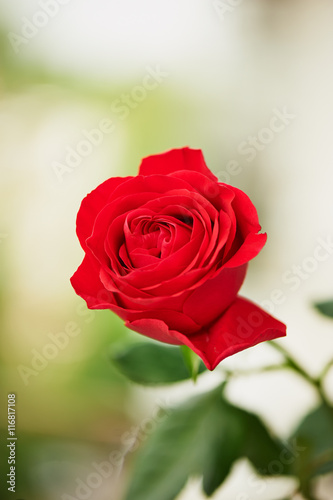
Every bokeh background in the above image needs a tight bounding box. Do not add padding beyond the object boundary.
[1,0,333,498]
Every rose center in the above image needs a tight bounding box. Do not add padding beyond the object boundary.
[121,214,193,269]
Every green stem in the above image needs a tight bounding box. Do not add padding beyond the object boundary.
[319,358,333,383]
[299,486,317,500]
[219,363,290,379]
[269,341,331,408]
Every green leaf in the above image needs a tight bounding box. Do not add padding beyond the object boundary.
[314,300,333,318]
[111,342,207,385]
[201,400,245,496]
[181,345,201,382]
[240,410,289,476]
[124,385,288,500]
[290,403,333,486]
[125,385,245,500]
[201,384,287,494]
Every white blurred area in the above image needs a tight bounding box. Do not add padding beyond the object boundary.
[1,0,333,499]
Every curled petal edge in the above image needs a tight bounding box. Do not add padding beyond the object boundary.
[126,296,286,370]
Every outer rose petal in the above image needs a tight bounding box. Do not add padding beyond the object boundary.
[125,318,183,346]
[183,264,248,326]
[139,147,218,182]
[227,184,262,234]
[125,297,286,370]
[70,254,115,309]
[225,232,267,269]
[181,297,286,370]
[76,177,131,250]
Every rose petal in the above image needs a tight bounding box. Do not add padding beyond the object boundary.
[180,297,286,370]
[144,190,217,222]
[139,147,218,182]
[134,265,216,298]
[199,210,231,268]
[123,229,205,289]
[100,267,151,299]
[70,254,116,309]
[87,195,156,271]
[169,170,234,211]
[124,309,201,336]
[183,264,248,326]
[125,318,182,345]
[224,232,267,268]
[129,248,161,268]
[124,297,286,370]
[76,177,129,250]
[228,184,262,235]
[107,172,198,203]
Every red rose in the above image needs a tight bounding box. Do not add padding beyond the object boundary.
[71,147,286,370]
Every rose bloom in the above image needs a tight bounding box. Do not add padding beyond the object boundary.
[71,147,286,370]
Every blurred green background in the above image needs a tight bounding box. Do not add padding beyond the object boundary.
[1,1,333,499]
